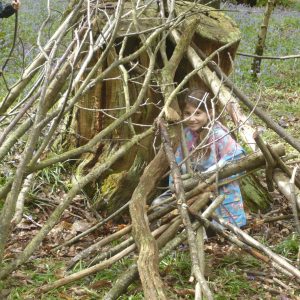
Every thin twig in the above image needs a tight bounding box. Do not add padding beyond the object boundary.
[237,52,300,60]
[159,118,213,300]
[289,166,300,234]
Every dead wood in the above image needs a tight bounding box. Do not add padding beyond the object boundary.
[256,214,294,223]
[68,144,286,270]
[68,224,132,269]
[159,118,213,300]
[67,198,173,268]
[289,167,300,233]
[11,174,35,226]
[192,212,299,280]
[129,148,169,300]
[103,263,140,300]
[215,215,300,280]
[273,170,300,215]
[37,224,169,294]
[180,143,285,193]
[54,201,130,251]
[253,131,276,191]
[39,244,137,294]
[87,189,212,270]
[0,128,153,280]
[267,145,300,189]
[193,47,300,153]
[89,236,135,267]
[104,195,226,300]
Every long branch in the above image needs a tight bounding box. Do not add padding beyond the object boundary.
[193,46,300,153]
[159,119,213,300]
[0,127,153,279]
[0,0,84,115]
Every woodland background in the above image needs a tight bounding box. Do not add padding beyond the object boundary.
[0,0,299,299]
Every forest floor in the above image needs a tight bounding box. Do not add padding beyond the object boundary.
[0,1,300,299]
[1,187,299,299]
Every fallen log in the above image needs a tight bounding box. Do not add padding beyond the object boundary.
[192,212,299,280]
[273,170,300,223]
[214,214,300,280]
[178,143,285,193]
[187,38,300,153]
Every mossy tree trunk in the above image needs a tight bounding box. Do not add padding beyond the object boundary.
[68,0,267,215]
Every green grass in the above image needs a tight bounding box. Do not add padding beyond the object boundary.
[37,163,68,193]
[2,259,66,300]
[1,1,299,300]
[214,269,254,300]
[225,3,300,155]
[226,5,300,92]
[273,233,300,260]
[160,250,192,284]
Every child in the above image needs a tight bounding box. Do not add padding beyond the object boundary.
[153,89,247,228]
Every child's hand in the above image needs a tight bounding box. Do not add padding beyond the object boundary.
[202,158,227,174]
[12,0,20,11]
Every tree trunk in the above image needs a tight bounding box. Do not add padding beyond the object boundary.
[251,0,276,79]
[129,149,169,300]
[240,175,272,212]
[70,0,242,214]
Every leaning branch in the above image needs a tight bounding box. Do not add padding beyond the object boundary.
[193,47,300,153]
[159,119,213,300]
[237,52,300,60]
[0,127,153,280]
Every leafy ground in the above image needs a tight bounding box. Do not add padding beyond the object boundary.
[0,1,300,299]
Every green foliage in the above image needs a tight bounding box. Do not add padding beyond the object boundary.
[160,250,192,286]
[37,163,67,193]
[226,4,300,92]
[213,253,262,299]
[214,269,253,299]
[257,0,300,8]
[274,233,300,259]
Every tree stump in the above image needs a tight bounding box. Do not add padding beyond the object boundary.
[69,0,242,214]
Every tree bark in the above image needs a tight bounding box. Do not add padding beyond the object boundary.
[129,148,169,300]
[251,0,276,79]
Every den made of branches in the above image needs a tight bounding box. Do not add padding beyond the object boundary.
[0,0,300,299]
[71,0,242,215]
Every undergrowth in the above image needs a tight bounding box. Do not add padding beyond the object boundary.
[0,1,299,299]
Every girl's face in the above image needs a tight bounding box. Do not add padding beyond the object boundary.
[183,103,209,132]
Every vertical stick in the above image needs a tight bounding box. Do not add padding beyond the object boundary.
[289,167,300,234]
[180,123,193,174]
[159,119,214,300]
[251,0,276,79]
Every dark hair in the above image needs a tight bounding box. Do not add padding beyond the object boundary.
[183,89,214,111]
